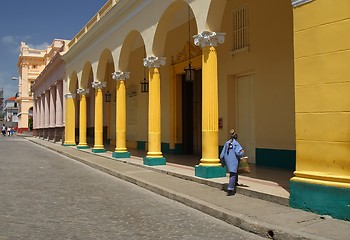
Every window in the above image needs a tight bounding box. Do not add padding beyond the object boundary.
[232,5,249,53]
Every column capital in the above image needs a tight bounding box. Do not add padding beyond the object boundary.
[91,81,106,89]
[77,88,90,95]
[143,56,166,68]
[112,71,130,81]
[65,93,76,99]
[194,31,226,48]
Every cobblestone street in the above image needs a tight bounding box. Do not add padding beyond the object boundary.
[0,137,264,239]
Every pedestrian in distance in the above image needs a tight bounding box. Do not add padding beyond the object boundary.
[220,129,244,196]
[2,124,6,137]
[10,127,15,136]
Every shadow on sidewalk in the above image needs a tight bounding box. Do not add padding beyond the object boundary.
[105,143,293,194]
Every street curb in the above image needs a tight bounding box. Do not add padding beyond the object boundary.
[26,138,327,240]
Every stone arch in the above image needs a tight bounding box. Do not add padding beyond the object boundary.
[68,72,78,94]
[119,30,145,71]
[206,0,227,32]
[117,30,148,143]
[97,49,114,82]
[153,1,198,57]
[81,62,93,89]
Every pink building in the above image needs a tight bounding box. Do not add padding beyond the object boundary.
[30,39,68,142]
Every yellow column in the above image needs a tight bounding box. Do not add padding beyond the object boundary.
[112,71,130,158]
[92,81,106,153]
[290,0,350,220]
[194,31,226,178]
[143,56,166,166]
[64,93,76,146]
[77,88,89,149]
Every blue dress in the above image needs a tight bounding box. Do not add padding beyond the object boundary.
[220,139,243,173]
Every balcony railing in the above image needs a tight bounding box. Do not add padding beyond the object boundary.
[68,0,119,48]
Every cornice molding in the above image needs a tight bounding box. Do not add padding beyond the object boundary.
[62,0,151,67]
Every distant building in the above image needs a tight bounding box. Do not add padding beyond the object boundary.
[3,96,18,124]
[15,42,46,133]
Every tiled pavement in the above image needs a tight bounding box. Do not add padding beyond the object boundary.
[23,136,350,240]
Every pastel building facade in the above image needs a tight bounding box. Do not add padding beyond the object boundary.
[31,39,67,142]
[29,0,349,220]
[16,42,48,133]
[3,96,18,124]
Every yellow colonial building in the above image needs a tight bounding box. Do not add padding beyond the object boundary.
[16,42,46,133]
[29,0,349,220]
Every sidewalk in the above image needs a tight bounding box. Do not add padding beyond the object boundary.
[25,136,349,240]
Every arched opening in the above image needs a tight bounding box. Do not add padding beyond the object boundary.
[156,1,202,158]
[28,107,33,131]
[97,49,115,147]
[119,31,148,152]
[80,62,95,146]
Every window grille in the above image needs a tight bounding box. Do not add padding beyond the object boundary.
[232,5,249,52]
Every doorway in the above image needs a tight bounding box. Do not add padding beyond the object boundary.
[182,69,202,155]
[236,74,255,163]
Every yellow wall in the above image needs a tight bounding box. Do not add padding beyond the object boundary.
[293,0,350,177]
[126,46,148,142]
[218,0,295,150]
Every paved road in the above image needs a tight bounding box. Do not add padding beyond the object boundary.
[0,137,265,240]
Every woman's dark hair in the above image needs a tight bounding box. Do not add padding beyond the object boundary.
[231,133,238,140]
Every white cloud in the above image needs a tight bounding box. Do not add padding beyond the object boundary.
[1,35,30,45]
[28,42,50,50]
[1,35,32,54]
[2,36,15,44]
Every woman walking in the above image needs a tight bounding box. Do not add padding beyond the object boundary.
[220,129,244,196]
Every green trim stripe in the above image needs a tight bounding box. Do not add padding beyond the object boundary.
[256,148,295,170]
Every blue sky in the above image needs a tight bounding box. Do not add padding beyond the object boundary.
[0,0,107,100]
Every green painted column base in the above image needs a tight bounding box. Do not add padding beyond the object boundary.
[112,151,130,158]
[64,144,76,146]
[77,145,89,149]
[290,180,350,220]
[143,157,166,166]
[92,148,106,153]
[195,165,226,179]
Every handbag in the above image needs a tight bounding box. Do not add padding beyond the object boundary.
[238,156,250,173]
